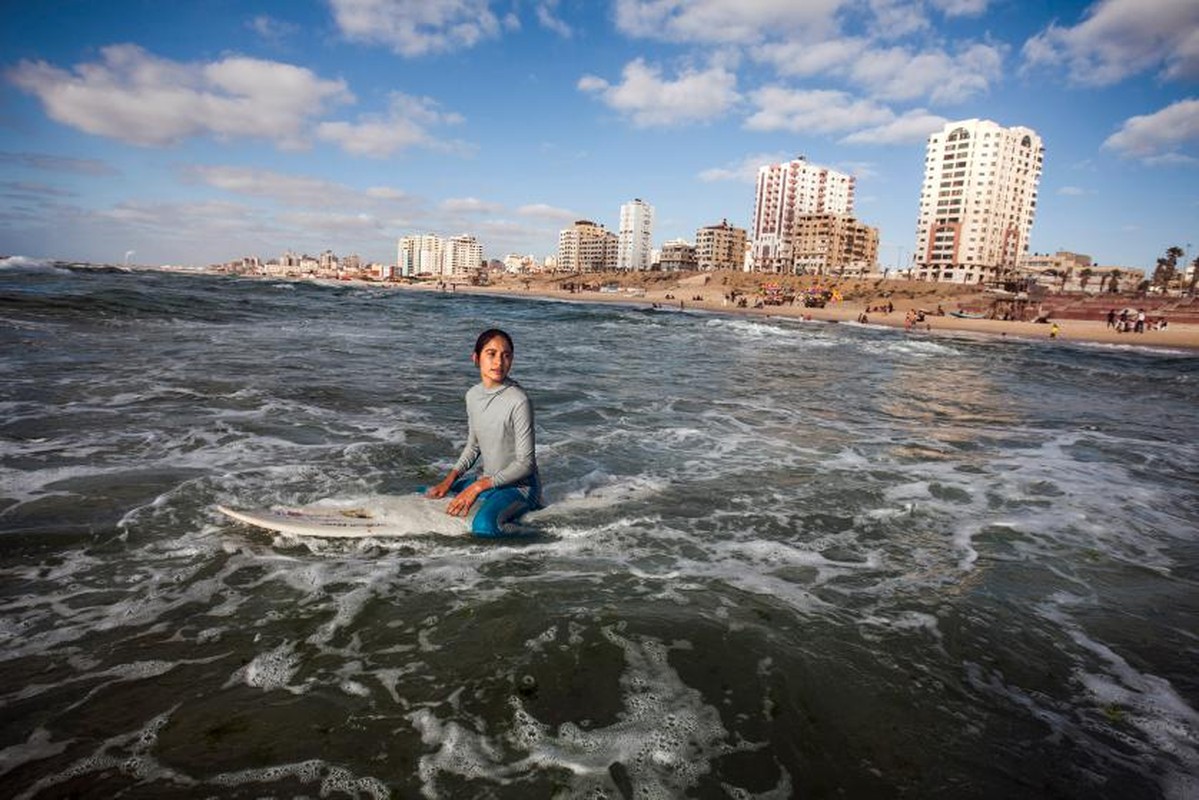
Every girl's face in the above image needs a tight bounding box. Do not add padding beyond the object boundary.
[474,335,513,388]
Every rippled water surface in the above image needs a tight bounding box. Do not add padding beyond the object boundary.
[2,262,1198,798]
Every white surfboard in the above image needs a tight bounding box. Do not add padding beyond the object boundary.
[217,497,469,538]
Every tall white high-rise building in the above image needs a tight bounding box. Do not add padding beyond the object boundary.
[617,198,654,271]
[445,235,483,277]
[397,233,482,277]
[914,119,1044,284]
[750,156,854,273]
[398,234,442,277]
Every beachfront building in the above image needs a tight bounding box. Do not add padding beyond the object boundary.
[396,233,482,278]
[445,235,483,277]
[914,118,1044,284]
[398,234,442,278]
[792,214,879,276]
[750,156,854,273]
[695,219,747,271]
[617,198,655,271]
[1020,251,1144,293]
[558,220,618,272]
[658,239,698,271]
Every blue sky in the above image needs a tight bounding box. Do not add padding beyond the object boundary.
[1,0,1196,270]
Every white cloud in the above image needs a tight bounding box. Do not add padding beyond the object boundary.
[247,14,299,44]
[316,92,467,157]
[840,108,948,144]
[441,197,504,213]
[328,0,503,56]
[1022,0,1199,86]
[516,203,577,221]
[578,58,739,127]
[697,151,792,182]
[1103,98,1199,163]
[7,44,351,148]
[183,165,415,213]
[848,42,1003,103]
[536,1,572,38]
[614,0,846,44]
[755,36,1001,105]
[365,186,407,200]
[929,0,990,17]
[754,37,867,77]
[745,87,893,134]
[868,0,929,40]
[1057,186,1087,196]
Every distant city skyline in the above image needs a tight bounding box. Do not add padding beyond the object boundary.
[1,1,1196,270]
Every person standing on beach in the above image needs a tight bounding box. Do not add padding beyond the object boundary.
[426,328,543,536]
[1050,322,1061,339]
[1107,309,1116,329]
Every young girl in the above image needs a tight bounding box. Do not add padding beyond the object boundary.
[426,328,543,536]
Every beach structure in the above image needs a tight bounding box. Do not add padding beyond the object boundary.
[750,156,854,273]
[557,220,618,272]
[695,219,747,271]
[617,198,655,271]
[791,213,879,276]
[398,233,482,278]
[914,118,1044,284]
[658,239,697,271]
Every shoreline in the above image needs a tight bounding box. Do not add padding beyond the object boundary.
[401,274,1199,353]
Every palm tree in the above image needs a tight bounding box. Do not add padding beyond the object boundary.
[1189,255,1199,296]
[1079,267,1093,293]
[1152,245,1184,292]
[1108,269,1121,294]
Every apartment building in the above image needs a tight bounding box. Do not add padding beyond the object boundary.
[617,198,655,271]
[792,214,879,276]
[658,239,697,271]
[751,157,854,273]
[558,220,618,272]
[914,118,1044,284]
[445,235,483,277]
[695,219,747,271]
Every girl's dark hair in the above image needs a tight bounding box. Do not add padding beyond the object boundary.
[473,328,514,356]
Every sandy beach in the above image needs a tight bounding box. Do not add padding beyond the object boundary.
[401,270,1199,352]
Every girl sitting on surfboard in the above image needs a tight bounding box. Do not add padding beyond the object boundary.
[425,328,543,536]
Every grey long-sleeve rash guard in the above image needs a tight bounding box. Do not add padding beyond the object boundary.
[451,378,539,490]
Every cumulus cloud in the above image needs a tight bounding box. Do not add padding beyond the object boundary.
[578,58,739,127]
[840,108,949,144]
[316,92,467,157]
[697,151,793,182]
[755,35,1001,104]
[614,0,845,44]
[1103,98,1199,164]
[754,37,867,77]
[745,87,894,134]
[328,0,504,56]
[1022,0,1199,86]
[849,41,1003,103]
[7,44,351,148]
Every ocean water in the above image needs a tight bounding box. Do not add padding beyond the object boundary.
[1,258,1198,799]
